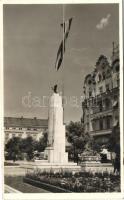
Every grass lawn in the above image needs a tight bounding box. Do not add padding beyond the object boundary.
[5,176,50,193]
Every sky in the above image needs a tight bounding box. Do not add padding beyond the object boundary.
[4,4,119,123]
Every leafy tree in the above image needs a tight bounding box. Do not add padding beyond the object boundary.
[108,126,120,154]
[5,137,22,161]
[66,121,93,163]
[37,131,48,152]
[20,136,37,160]
[5,131,48,161]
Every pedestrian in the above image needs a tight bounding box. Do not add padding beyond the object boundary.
[113,155,120,175]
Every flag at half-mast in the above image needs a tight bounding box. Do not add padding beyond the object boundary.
[55,17,73,71]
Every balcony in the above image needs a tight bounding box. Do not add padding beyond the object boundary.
[90,129,112,136]
[91,109,113,119]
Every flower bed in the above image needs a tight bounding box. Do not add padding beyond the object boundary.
[24,169,120,192]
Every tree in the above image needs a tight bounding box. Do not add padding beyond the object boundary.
[20,136,37,160]
[37,131,48,152]
[5,137,22,161]
[108,126,120,154]
[66,121,93,163]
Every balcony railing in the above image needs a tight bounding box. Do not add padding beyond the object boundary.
[90,129,112,136]
[91,109,113,119]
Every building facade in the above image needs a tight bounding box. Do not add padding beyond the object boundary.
[4,117,48,143]
[82,43,119,145]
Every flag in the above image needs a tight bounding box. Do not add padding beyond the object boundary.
[61,17,73,42]
[55,18,73,71]
[55,41,63,71]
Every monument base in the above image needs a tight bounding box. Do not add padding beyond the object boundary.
[46,146,68,164]
[81,162,113,173]
[21,161,81,173]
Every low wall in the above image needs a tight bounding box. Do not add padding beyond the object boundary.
[20,162,81,173]
[23,177,72,193]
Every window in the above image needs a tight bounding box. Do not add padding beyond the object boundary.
[19,128,22,130]
[105,98,110,109]
[27,133,30,137]
[98,101,103,112]
[88,80,91,85]
[87,123,89,131]
[114,95,117,101]
[102,63,106,69]
[99,119,103,130]
[98,74,102,82]
[102,72,105,80]
[33,128,37,131]
[107,69,110,74]
[106,117,111,129]
[89,91,92,97]
[116,65,119,72]
[106,84,110,92]
[19,133,22,137]
[27,128,31,130]
[99,86,103,93]
[117,79,119,87]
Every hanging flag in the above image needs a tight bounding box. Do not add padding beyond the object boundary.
[55,41,63,71]
[61,17,73,41]
[55,17,73,71]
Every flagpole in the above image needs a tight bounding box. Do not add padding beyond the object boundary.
[54,11,73,124]
[62,4,65,123]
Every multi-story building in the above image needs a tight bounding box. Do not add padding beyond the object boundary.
[4,116,48,143]
[82,43,119,145]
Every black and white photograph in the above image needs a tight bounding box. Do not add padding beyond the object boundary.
[1,0,123,198]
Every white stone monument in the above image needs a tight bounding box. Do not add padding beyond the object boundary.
[22,89,81,171]
[46,92,68,163]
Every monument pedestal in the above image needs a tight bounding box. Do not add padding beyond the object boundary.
[46,146,68,163]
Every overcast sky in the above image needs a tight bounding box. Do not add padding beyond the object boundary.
[4,4,119,123]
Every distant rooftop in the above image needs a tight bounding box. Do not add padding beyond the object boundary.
[4,117,48,128]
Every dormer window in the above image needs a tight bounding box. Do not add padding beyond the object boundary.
[88,80,91,85]
[102,62,106,69]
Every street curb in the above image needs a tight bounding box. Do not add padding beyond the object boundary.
[4,184,22,193]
